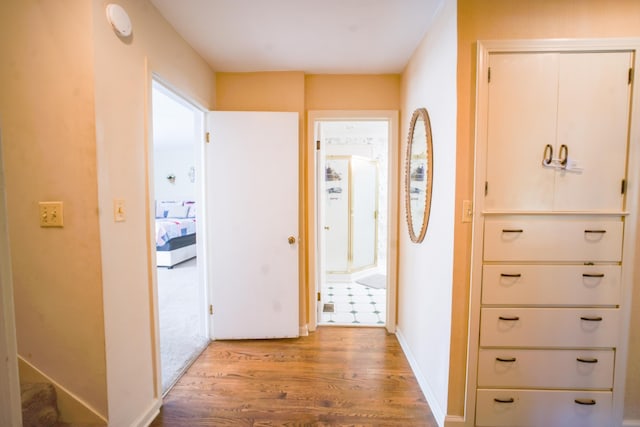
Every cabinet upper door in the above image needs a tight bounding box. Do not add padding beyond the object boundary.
[484,51,632,212]
[554,51,632,211]
[485,53,558,211]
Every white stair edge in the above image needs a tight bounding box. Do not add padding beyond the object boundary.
[18,356,107,425]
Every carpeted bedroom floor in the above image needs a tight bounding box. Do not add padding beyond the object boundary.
[157,258,209,393]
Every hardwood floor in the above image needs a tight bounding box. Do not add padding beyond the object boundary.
[150,327,438,426]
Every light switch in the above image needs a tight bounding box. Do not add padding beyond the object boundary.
[39,201,64,227]
[114,199,126,222]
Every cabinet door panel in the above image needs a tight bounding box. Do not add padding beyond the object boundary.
[485,53,557,211]
[478,349,614,389]
[480,308,619,348]
[554,52,632,211]
[476,389,612,427]
[482,264,622,306]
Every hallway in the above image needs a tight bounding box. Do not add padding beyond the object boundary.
[151,327,437,426]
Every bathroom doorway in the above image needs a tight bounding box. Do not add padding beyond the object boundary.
[315,119,391,327]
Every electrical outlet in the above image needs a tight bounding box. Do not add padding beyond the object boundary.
[39,201,64,227]
[462,200,473,223]
[114,199,126,222]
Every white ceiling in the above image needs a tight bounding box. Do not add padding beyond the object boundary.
[150,0,443,74]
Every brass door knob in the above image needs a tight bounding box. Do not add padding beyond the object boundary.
[288,236,296,245]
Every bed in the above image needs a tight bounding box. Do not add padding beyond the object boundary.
[155,201,197,268]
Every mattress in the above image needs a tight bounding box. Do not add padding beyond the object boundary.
[155,218,196,248]
[156,233,196,252]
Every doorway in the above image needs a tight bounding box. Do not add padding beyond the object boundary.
[151,79,209,393]
[315,118,392,327]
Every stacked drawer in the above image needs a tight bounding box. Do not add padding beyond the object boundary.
[476,216,623,427]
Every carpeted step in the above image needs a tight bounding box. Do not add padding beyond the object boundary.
[21,382,59,427]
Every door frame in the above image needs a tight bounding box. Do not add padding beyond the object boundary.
[307,110,399,333]
[145,71,210,398]
[464,39,640,427]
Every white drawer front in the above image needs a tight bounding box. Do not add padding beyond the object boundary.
[482,265,622,306]
[477,349,614,389]
[476,389,612,427]
[483,218,623,262]
[480,308,619,348]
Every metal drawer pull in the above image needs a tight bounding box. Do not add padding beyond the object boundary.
[502,229,523,233]
[580,316,603,321]
[582,273,605,278]
[584,229,607,234]
[542,144,553,166]
[559,144,569,167]
[577,357,599,364]
[496,357,517,362]
[575,399,596,406]
[494,397,515,404]
[498,316,520,321]
[500,273,522,278]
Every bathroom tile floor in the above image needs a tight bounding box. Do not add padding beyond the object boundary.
[320,281,386,326]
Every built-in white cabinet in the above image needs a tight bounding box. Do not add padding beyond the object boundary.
[471,42,638,427]
[485,51,631,212]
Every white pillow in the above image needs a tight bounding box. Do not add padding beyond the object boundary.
[165,204,189,218]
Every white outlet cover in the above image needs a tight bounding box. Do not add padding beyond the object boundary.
[106,4,132,37]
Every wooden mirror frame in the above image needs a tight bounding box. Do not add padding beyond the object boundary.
[404,108,433,243]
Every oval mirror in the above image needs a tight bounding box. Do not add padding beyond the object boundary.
[405,108,433,243]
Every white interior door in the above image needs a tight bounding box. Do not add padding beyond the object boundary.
[206,111,299,339]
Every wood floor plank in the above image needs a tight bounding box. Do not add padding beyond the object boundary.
[150,327,438,426]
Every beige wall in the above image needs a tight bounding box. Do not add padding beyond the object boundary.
[0,0,216,422]
[305,74,400,110]
[0,0,108,415]
[452,0,640,419]
[398,1,458,424]
[92,0,215,424]
[217,72,305,112]
[216,72,400,327]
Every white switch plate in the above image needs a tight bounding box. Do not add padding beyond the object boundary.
[114,199,126,222]
[39,201,64,227]
[462,200,473,223]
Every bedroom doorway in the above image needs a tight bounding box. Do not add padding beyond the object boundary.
[151,79,209,394]
[313,116,394,328]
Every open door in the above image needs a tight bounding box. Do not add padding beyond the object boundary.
[206,111,299,339]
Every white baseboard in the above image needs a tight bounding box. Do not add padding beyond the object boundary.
[299,324,309,337]
[444,415,466,426]
[136,398,161,427]
[395,327,446,427]
[623,419,640,427]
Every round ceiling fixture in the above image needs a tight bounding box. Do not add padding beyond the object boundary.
[106,4,132,37]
